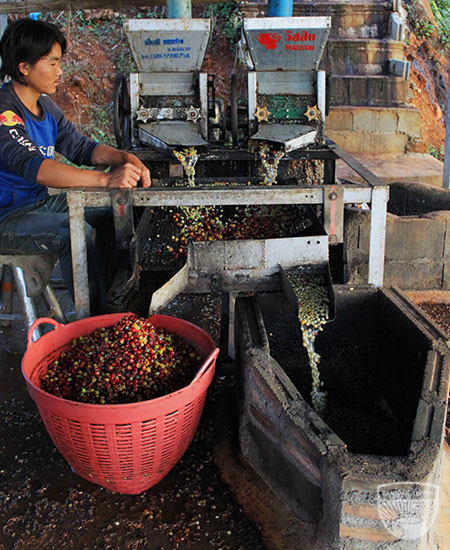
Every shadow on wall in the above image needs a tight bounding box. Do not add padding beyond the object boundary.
[389,182,450,216]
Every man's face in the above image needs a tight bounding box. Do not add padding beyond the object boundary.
[19,42,63,95]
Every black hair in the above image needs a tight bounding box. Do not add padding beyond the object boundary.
[0,18,66,84]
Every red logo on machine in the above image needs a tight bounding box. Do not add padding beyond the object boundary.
[286,30,316,42]
[0,110,25,127]
[256,32,281,50]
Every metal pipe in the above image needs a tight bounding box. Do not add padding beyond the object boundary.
[43,286,67,323]
[13,266,42,341]
[167,0,191,19]
[267,0,293,17]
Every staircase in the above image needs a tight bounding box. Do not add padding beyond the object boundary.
[241,0,444,186]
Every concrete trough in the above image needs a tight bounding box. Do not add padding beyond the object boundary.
[235,285,450,549]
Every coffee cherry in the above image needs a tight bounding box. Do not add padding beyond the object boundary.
[40,314,205,405]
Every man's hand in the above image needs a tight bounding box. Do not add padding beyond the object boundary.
[123,152,151,187]
[105,162,143,188]
[92,146,151,188]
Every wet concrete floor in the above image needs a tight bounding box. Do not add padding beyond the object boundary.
[0,291,266,550]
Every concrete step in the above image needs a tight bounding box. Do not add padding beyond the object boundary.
[335,152,444,187]
[322,39,404,75]
[242,0,394,39]
[330,74,412,106]
[295,0,393,39]
[326,106,421,154]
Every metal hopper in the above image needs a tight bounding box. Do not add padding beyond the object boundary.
[243,16,331,151]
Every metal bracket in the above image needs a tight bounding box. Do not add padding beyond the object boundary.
[323,184,344,244]
[112,190,135,250]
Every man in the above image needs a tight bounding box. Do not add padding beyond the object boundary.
[0,18,151,315]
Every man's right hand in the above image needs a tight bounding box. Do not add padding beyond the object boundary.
[105,162,143,188]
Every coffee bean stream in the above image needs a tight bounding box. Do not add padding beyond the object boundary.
[286,272,329,415]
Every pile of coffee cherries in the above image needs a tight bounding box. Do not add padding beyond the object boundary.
[40,315,205,405]
[169,204,304,259]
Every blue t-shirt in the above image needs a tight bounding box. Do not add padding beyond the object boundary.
[0,81,98,220]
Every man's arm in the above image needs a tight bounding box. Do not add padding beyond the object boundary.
[37,146,151,189]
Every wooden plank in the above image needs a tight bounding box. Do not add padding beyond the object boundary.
[0,0,230,15]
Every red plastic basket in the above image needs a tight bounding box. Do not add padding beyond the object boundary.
[21,313,219,494]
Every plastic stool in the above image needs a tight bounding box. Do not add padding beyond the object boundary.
[0,254,66,339]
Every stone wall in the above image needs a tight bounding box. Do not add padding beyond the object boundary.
[344,182,450,289]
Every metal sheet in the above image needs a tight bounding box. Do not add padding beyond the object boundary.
[257,71,315,96]
[139,121,208,147]
[126,18,210,73]
[139,72,195,96]
[250,123,317,151]
[65,186,375,209]
[243,17,330,72]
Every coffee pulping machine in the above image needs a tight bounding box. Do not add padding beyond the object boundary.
[69,15,388,330]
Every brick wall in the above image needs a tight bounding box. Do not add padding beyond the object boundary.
[344,183,450,289]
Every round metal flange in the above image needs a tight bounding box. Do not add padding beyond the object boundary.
[186,106,201,122]
[136,107,150,123]
[255,105,270,123]
[305,105,321,122]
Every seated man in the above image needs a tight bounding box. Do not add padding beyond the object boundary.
[0,18,151,315]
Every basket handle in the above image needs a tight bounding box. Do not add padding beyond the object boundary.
[27,317,62,348]
[192,347,219,383]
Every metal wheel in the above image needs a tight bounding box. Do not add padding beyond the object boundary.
[113,74,131,149]
[230,74,238,146]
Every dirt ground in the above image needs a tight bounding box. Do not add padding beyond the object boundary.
[405,31,449,155]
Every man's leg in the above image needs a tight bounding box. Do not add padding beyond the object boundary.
[0,195,109,315]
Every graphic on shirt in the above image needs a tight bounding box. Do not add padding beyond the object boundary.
[0,110,25,127]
